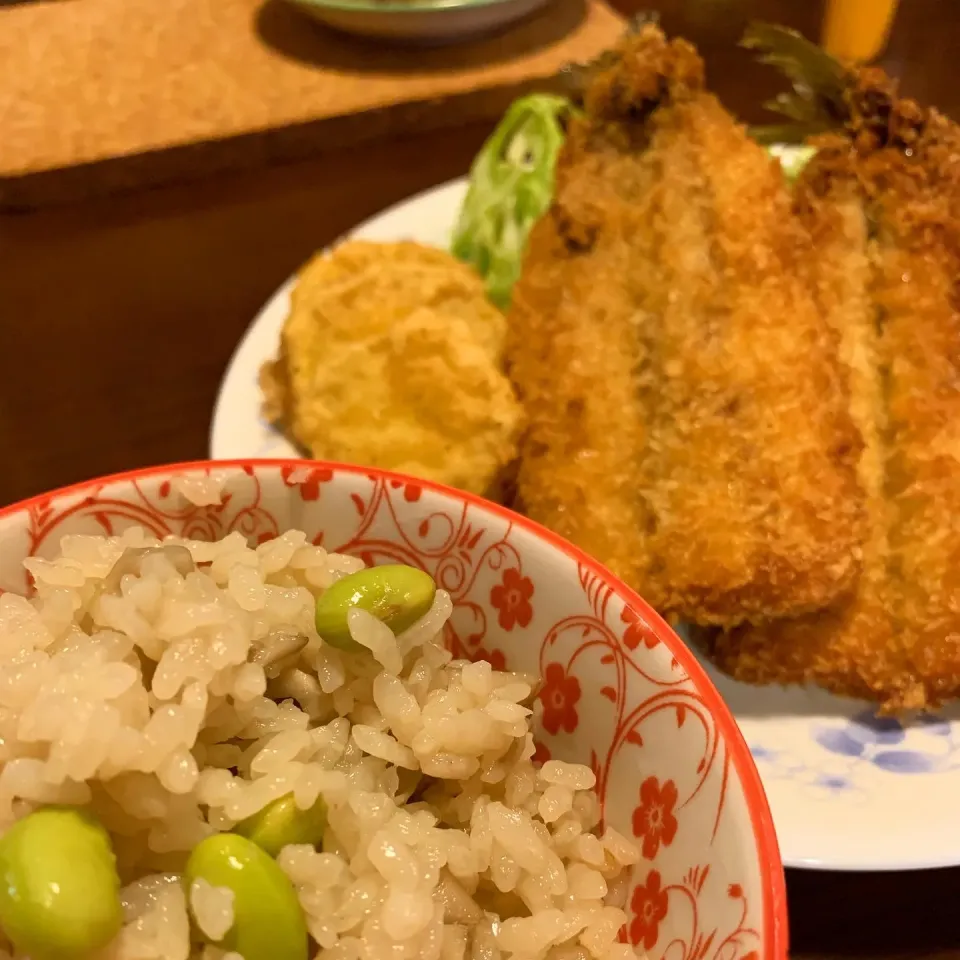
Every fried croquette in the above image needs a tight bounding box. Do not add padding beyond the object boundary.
[507,23,864,625]
[260,241,523,498]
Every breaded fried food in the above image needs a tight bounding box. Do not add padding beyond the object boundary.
[261,240,523,497]
[507,23,863,625]
[715,32,960,709]
[711,150,904,702]
[505,92,660,591]
[879,120,960,705]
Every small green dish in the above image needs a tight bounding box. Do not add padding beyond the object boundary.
[286,0,552,44]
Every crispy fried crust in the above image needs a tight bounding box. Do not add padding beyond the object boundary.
[633,98,862,625]
[711,162,907,703]
[715,73,960,710]
[506,25,700,590]
[877,109,960,706]
[506,131,656,590]
[261,241,523,498]
[507,24,864,625]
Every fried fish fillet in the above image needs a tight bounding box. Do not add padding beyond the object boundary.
[507,24,863,626]
[880,116,960,705]
[711,147,902,702]
[713,49,960,708]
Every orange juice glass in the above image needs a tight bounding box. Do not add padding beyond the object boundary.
[822,0,900,63]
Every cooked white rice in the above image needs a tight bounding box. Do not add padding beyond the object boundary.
[0,529,642,960]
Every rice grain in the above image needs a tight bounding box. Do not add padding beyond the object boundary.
[0,532,646,960]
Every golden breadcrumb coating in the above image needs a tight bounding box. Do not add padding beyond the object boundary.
[507,24,863,624]
[261,241,523,497]
[714,70,960,710]
[634,98,863,625]
[711,164,903,702]
[508,174,652,590]
[878,107,960,707]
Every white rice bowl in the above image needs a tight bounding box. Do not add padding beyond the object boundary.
[0,528,643,960]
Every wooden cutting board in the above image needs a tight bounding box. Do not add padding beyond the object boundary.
[0,0,623,209]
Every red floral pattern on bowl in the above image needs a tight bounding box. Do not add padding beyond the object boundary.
[633,777,680,861]
[540,662,582,736]
[491,567,535,631]
[0,460,787,960]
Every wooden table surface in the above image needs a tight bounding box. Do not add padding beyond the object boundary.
[2,1,959,957]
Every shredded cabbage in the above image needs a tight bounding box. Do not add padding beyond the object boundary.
[450,94,575,310]
[768,143,818,184]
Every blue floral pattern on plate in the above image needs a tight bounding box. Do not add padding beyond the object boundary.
[812,710,957,775]
[741,711,960,810]
[688,633,960,867]
[747,741,869,804]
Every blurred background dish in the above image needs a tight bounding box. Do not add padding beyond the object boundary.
[284,0,553,44]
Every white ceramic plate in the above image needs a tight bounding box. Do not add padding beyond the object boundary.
[287,0,550,45]
[211,155,960,873]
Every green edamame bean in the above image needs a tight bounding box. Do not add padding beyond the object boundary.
[315,565,436,651]
[235,794,327,857]
[185,833,307,960]
[0,807,122,960]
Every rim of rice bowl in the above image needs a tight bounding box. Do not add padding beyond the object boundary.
[0,460,787,960]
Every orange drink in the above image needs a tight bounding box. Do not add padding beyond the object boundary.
[822,0,900,63]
